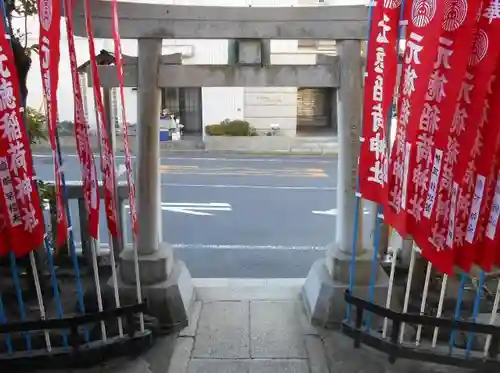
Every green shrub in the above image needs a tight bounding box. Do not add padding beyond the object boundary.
[205,124,226,136]
[205,119,257,136]
[223,120,251,136]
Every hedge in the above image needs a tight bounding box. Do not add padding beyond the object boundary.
[205,119,258,136]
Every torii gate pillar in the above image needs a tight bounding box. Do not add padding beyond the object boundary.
[118,38,194,330]
[302,40,390,327]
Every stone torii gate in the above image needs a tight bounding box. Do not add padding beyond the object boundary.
[72,1,387,328]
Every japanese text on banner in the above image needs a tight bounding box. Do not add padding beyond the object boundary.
[0,23,44,256]
[38,0,68,248]
[449,7,500,272]
[83,0,119,237]
[473,67,500,270]
[407,0,481,275]
[385,0,446,237]
[358,0,401,204]
[110,0,138,239]
[64,0,99,239]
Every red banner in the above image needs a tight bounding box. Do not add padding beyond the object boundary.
[83,0,119,237]
[0,21,45,256]
[64,0,100,239]
[0,208,9,256]
[358,0,401,204]
[474,66,500,270]
[406,0,482,275]
[385,0,447,237]
[110,0,138,240]
[37,0,68,248]
[448,13,500,272]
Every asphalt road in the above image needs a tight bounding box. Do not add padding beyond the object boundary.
[33,152,345,278]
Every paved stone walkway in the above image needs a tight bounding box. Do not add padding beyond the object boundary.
[167,298,470,373]
[168,300,321,373]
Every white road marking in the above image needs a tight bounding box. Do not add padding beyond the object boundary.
[38,180,335,191]
[73,242,325,252]
[160,157,333,163]
[312,208,370,216]
[33,153,334,163]
[124,202,232,216]
[171,243,325,251]
[159,183,336,191]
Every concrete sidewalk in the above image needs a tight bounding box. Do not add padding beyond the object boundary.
[32,134,339,155]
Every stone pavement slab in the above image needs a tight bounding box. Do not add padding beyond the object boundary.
[186,359,310,373]
[249,359,310,373]
[250,301,307,359]
[192,301,250,359]
[187,359,249,373]
[170,299,317,373]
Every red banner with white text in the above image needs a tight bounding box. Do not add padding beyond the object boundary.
[83,0,119,237]
[449,12,500,272]
[359,0,500,274]
[358,0,401,204]
[110,0,138,240]
[385,0,447,237]
[406,0,481,275]
[473,64,500,270]
[0,21,45,256]
[64,0,100,239]
[38,0,68,249]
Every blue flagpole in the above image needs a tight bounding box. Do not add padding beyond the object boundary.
[8,252,31,350]
[345,0,377,323]
[449,272,467,352]
[448,269,485,357]
[55,126,90,343]
[365,0,407,330]
[465,271,485,358]
[0,293,13,355]
[365,203,383,329]
[59,0,91,345]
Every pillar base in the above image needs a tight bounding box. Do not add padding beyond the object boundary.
[302,244,393,329]
[116,244,195,332]
[120,243,174,285]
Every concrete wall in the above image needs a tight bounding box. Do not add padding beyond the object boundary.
[244,87,297,136]
[203,135,339,154]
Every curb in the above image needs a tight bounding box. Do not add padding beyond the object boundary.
[32,144,339,157]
